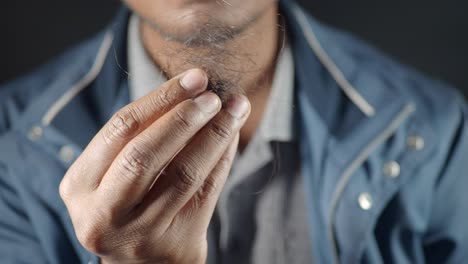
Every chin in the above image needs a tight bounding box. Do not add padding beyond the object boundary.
[163,10,223,36]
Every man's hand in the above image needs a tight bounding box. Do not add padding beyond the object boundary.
[59,69,250,264]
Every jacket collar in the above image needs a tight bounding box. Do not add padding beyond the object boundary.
[280,1,413,158]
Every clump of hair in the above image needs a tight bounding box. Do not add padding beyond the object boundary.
[145,13,260,102]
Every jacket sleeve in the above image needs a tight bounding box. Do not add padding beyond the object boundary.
[0,162,48,264]
[423,102,468,263]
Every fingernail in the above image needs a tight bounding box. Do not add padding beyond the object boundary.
[225,95,250,118]
[194,93,221,113]
[180,69,207,92]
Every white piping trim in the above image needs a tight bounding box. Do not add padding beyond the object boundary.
[41,32,115,126]
[292,6,376,117]
[327,103,415,264]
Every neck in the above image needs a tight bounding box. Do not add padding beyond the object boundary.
[140,4,281,149]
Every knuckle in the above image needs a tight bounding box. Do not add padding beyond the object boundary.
[124,240,153,260]
[152,90,173,110]
[129,217,152,237]
[58,178,72,202]
[172,161,204,195]
[77,231,101,254]
[191,152,233,205]
[117,143,151,182]
[126,245,145,260]
[218,153,234,171]
[209,120,233,143]
[194,177,219,204]
[173,108,198,132]
[76,220,108,254]
[59,168,84,202]
[132,214,166,240]
[104,109,140,145]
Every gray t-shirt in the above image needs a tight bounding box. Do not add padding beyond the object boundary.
[211,141,313,264]
[127,14,313,264]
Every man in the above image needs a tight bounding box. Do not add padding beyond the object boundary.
[0,0,467,263]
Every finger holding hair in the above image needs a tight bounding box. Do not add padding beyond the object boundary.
[135,95,250,228]
[60,69,208,197]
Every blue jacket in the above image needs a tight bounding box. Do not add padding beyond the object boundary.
[1,2,467,263]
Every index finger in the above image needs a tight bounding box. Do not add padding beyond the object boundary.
[62,69,208,192]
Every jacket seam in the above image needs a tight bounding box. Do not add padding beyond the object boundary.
[41,32,115,126]
[291,5,376,117]
[328,103,416,264]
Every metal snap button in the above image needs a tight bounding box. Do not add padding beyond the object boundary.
[407,135,425,151]
[358,192,373,210]
[28,126,43,141]
[59,145,75,163]
[383,160,401,178]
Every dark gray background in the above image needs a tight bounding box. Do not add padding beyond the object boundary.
[1,0,467,97]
